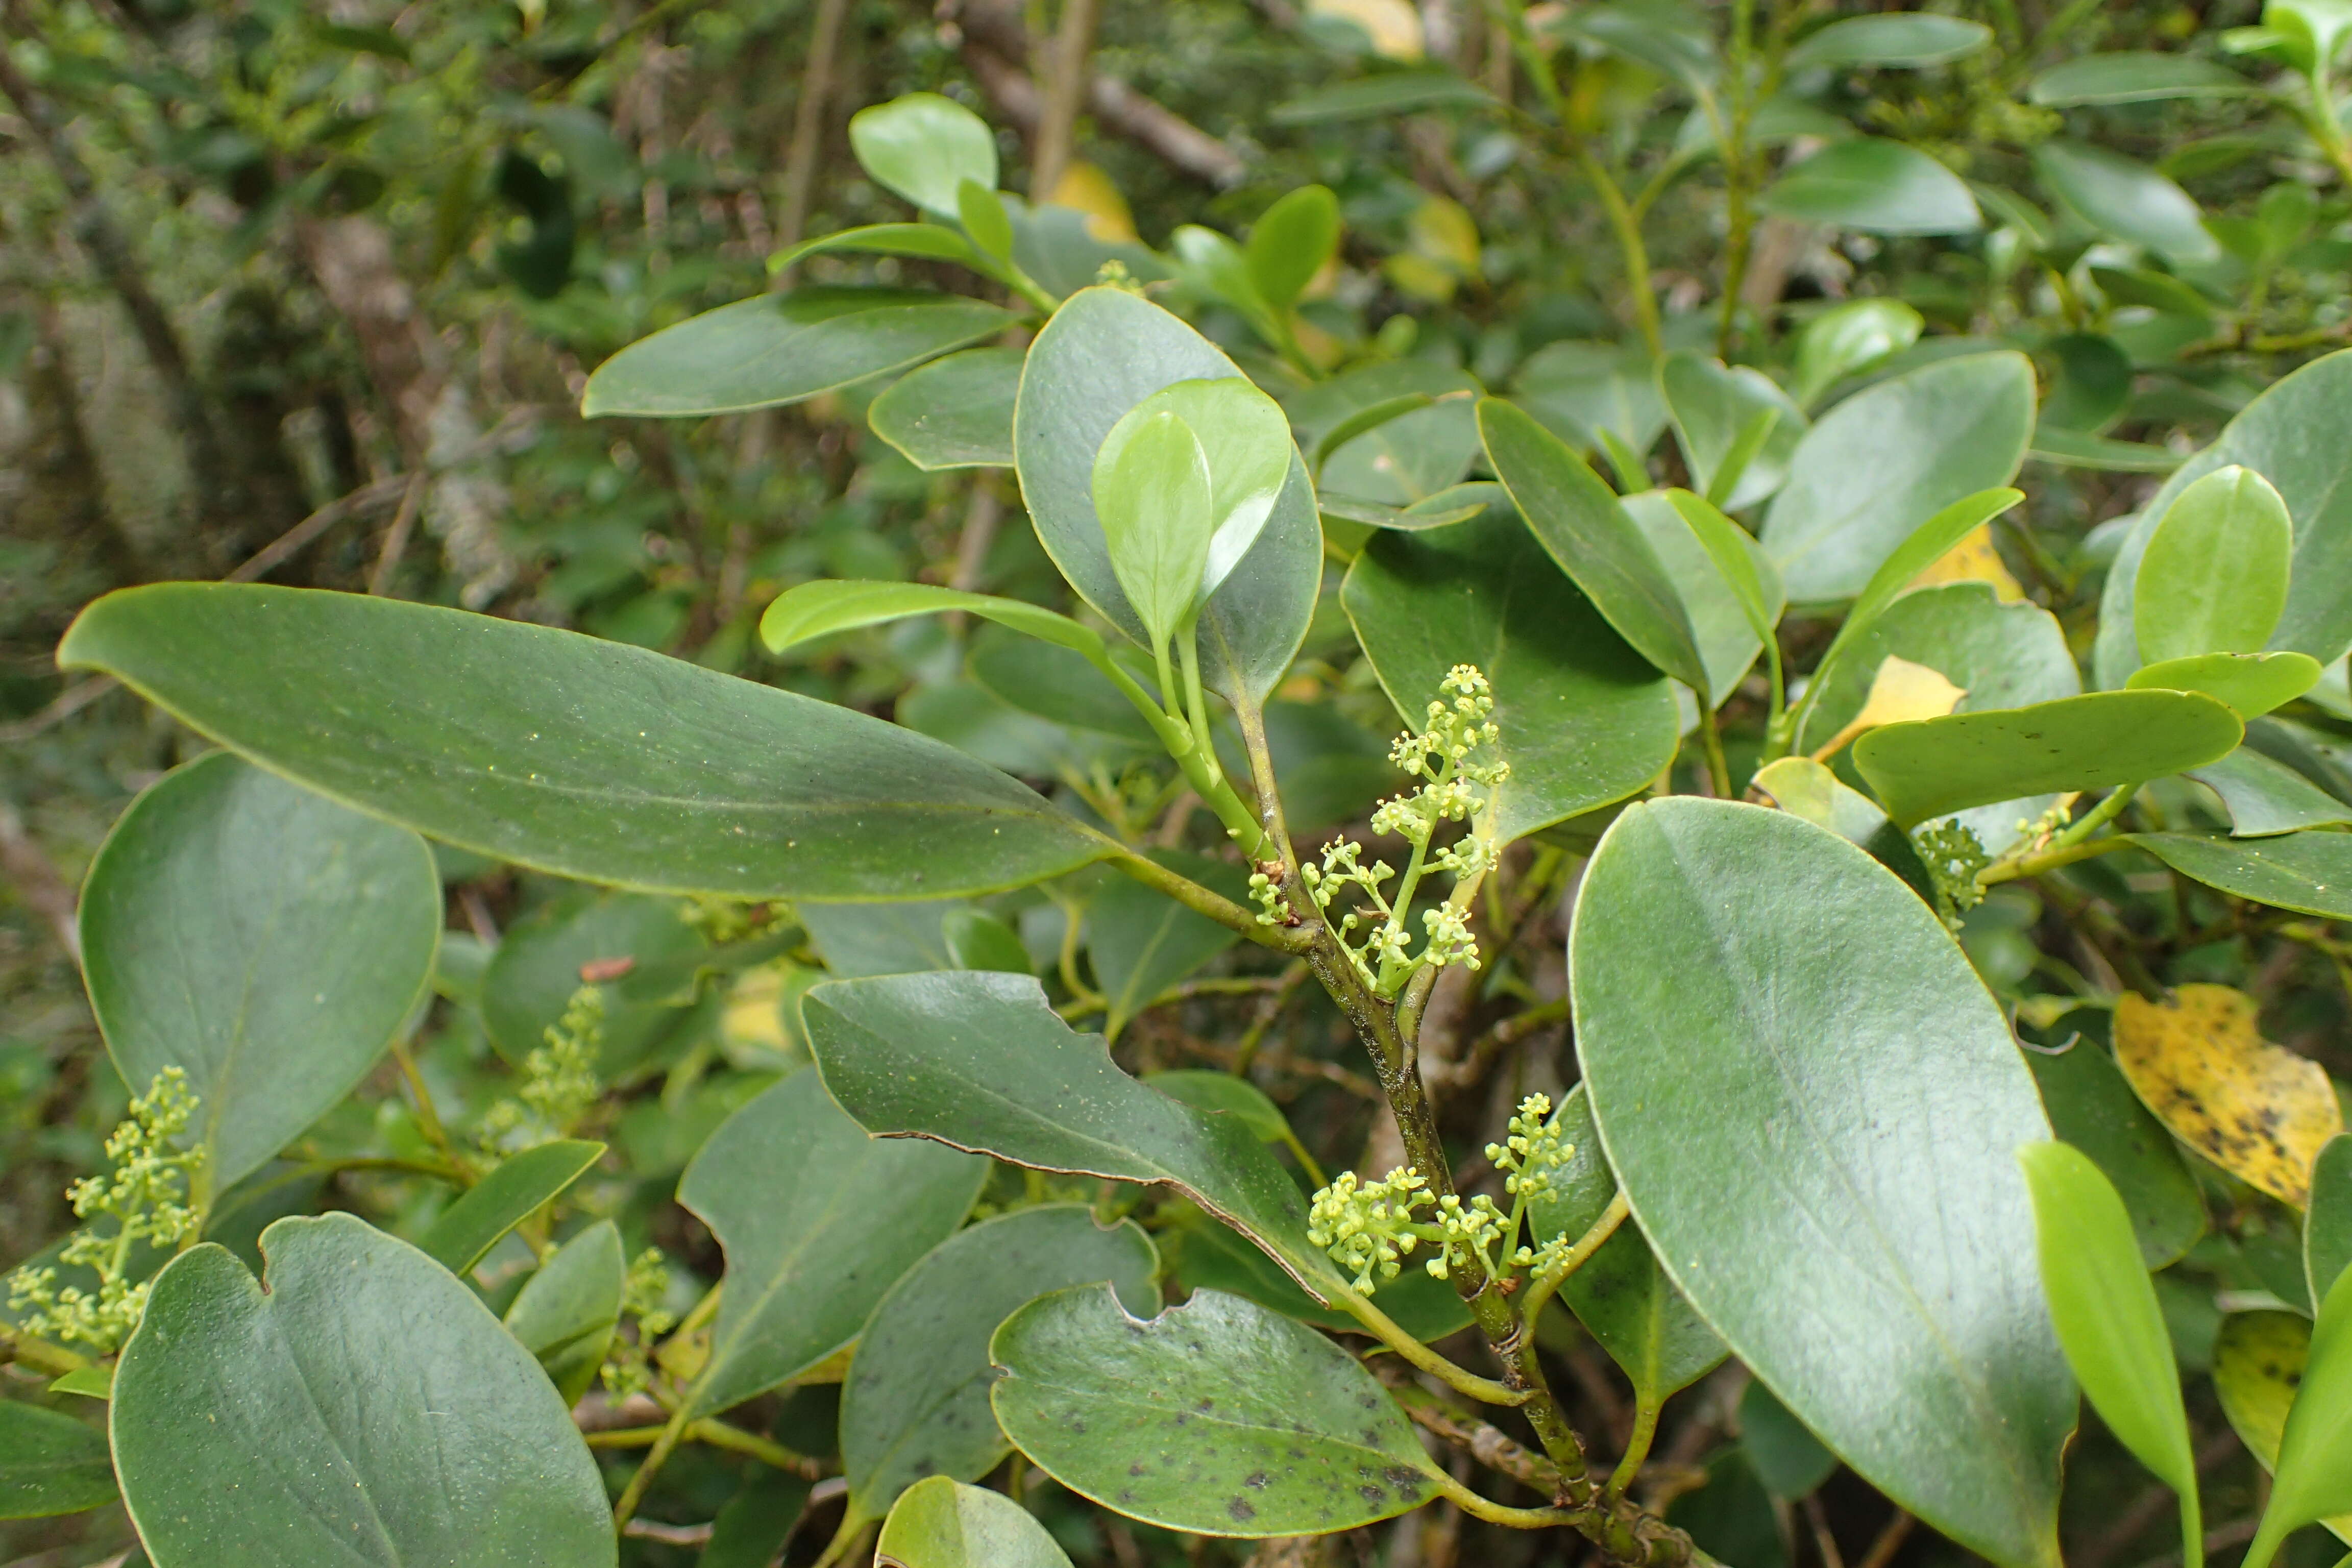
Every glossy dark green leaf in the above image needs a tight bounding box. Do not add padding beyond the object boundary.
[843,1205,1159,1519]
[2133,829,2352,918]
[2135,467,2295,665]
[2021,1142,2199,1547]
[504,1219,626,1405]
[1014,286,1320,703]
[1089,852,1250,1040]
[804,971,1351,1302]
[1785,12,1991,67]
[990,1285,1440,1535]
[2040,333,2134,434]
[2029,53,2259,104]
[1739,1381,1839,1501]
[869,347,1022,470]
[1790,299,1922,410]
[1668,1449,1787,1568]
[701,1474,815,1568]
[481,888,706,1069]
[765,223,986,278]
[1854,690,2242,826]
[1762,352,2035,603]
[1342,514,1679,842]
[1142,1072,1291,1146]
[2033,140,2219,265]
[421,1140,603,1276]
[2248,1265,2352,1567]
[60,584,1113,901]
[848,93,999,218]
[1660,352,1806,511]
[1572,798,2069,1568]
[2099,351,2352,683]
[1479,397,1709,691]
[677,1071,988,1417]
[79,751,439,1192]
[941,909,1031,974]
[1530,1086,1726,1404]
[875,1476,1073,1568]
[2310,1137,2352,1306]
[1760,138,1981,235]
[2130,651,2322,721]
[2189,746,2352,837]
[113,1214,613,1567]
[0,1402,114,1520]
[2025,1039,2204,1267]
[581,289,1016,418]
[802,898,966,977]
[1246,186,1341,311]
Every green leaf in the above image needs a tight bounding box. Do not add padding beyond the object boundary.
[1740,1381,1840,1501]
[1014,287,1321,703]
[1759,138,1982,235]
[2099,351,2352,684]
[2029,53,2260,104]
[2248,1264,2352,1567]
[582,289,1017,418]
[1095,409,1219,655]
[990,1285,1441,1535]
[2189,746,2352,837]
[1762,352,2035,603]
[421,1140,604,1276]
[849,92,999,218]
[2132,829,2352,918]
[804,971,1352,1302]
[2311,1137,2352,1306]
[843,1206,1159,1519]
[1163,1205,1472,1341]
[2040,333,2134,434]
[79,751,439,1193]
[1089,852,1250,1040]
[1246,186,1341,311]
[503,1219,626,1406]
[869,347,1022,470]
[2024,1038,2205,1268]
[1342,514,1680,843]
[1315,389,1481,506]
[2027,426,2186,473]
[972,638,1160,744]
[60,584,1114,901]
[2129,651,2321,720]
[45,1367,110,1401]
[1530,1086,1726,1405]
[2021,1143,2199,1541]
[677,1071,988,1417]
[1660,352,1807,511]
[1790,299,1923,410]
[1786,13,1992,68]
[1479,397,1711,692]
[765,223,986,278]
[2134,467,2296,664]
[2213,1311,2345,1523]
[480,888,709,1070]
[764,579,1109,661]
[1572,799,2069,1568]
[113,1214,613,1567]
[1627,492,1783,707]
[0,1403,114,1520]
[2033,140,2219,265]
[1118,379,1295,620]
[1269,70,1499,125]
[957,180,1014,260]
[1749,757,1937,899]
[702,1475,815,1568]
[1510,341,1667,456]
[802,898,969,976]
[876,1476,1074,1568]
[1853,690,2243,826]
[1659,489,1783,652]
[1143,1072,1291,1146]
[942,909,1032,974]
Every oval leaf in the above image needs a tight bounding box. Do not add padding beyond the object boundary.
[1759,138,1982,235]
[2030,53,2259,105]
[1095,408,1219,652]
[877,1476,1075,1568]
[420,1140,604,1277]
[869,346,1022,470]
[2135,829,2352,918]
[0,1403,114,1521]
[1660,352,1807,510]
[2187,746,2352,837]
[849,93,999,218]
[2033,140,2220,265]
[2136,466,2296,665]
[2129,651,2321,720]
[1246,185,1341,311]
[504,1219,626,1406]
[1791,299,1923,410]
[1785,13,1992,68]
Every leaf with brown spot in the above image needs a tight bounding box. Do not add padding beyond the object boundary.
[2211,1311,2352,1544]
[2114,985,2342,1208]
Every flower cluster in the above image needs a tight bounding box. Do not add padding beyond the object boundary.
[1489,1093,1571,1208]
[1915,817,1990,920]
[601,1245,680,1399]
[8,1068,206,1356]
[1300,666,1510,997]
[479,985,606,1154]
[679,895,791,945]
[1307,1167,1434,1293]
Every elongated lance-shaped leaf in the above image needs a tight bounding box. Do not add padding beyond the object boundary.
[762,580,1109,658]
[419,1140,604,1277]
[764,223,984,277]
[2311,1137,2352,1307]
[504,1219,626,1406]
[2248,1263,2352,1568]
[868,347,1022,471]
[1663,489,1780,648]
[1095,408,1219,659]
[2020,1142,2200,1564]
[2134,830,2352,919]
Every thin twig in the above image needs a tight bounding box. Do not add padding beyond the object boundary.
[777,0,853,252]
[1029,0,1105,197]
[367,473,428,597]
[621,1517,714,1545]
[1854,1511,1912,1568]
[0,676,119,745]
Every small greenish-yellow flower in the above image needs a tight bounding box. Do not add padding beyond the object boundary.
[479,985,607,1154]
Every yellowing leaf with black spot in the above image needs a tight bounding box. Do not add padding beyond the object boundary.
[2114,985,2342,1207]
[2211,1311,2352,1542]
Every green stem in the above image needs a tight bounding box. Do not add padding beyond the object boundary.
[1977,783,2142,890]
[1329,1287,1526,1404]
[1431,1469,1583,1528]
[1577,149,1664,358]
[392,1037,473,1184]
[689,1418,824,1477]
[1698,705,1733,799]
[1608,1394,1661,1500]
[2180,1480,2204,1568]
[609,1400,693,1530]
[1106,847,1309,953]
[1521,1190,1631,1334]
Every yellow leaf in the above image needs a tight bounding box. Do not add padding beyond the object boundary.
[1046,161,1137,243]
[1307,0,1424,59]
[1808,654,1967,762]
[2115,984,2343,1207]
[1383,252,1458,304]
[1406,195,1480,274]
[2212,1310,2352,1540]
[721,965,790,1050]
[1906,524,2024,601]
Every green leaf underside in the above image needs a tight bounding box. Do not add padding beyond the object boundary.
[79,751,440,1192]
[990,1285,1441,1536]
[1343,514,1679,843]
[503,1219,626,1406]
[677,1071,989,1417]
[112,1213,613,1567]
[869,347,1023,470]
[804,971,1352,1302]
[0,1403,115,1521]
[1572,799,2069,1568]
[420,1140,604,1276]
[2187,747,2352,837]
[2133,830,2352,919]
[876,1476,1075,1567]
[843,1205,1160,1516]
[581,289,1016,418]
[60,584,1112,901]
[1853,690,2243,826]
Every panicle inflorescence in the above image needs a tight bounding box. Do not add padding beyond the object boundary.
[479,985,607,1154]
[1915,817,1990,921]
[601,1245,680,1399]
[8,1068,206,1355]
[1307,1167,1434,1293]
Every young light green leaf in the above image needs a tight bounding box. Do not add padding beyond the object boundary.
[868,346,1022,470]
[1135,377,1297,601]
[1628,492,1782,707]
[79,752,440,1194]
[1759,138,1982,236]
[419,1140,604,1277]
[849,92,999,217]
[876,1476,1075,1568]
[956,179,1014,259]
[1662,489,1779,649]
[0,1403,114,1520]
[1093,407,1218,656]
[503,1219,626,1406]
[2310,1137,2352,1307]
[2024,1039,2205,1268]
[1245,185,1341,310]
[2020,1141,2201,1566]
[677,1071,988,1418]
[113,1214,614,1568]
[1790,299,1924,409]
[1854,690,2243,826]
[2135,467,2296,665]
[2246,1262,2352,1568]
[1784,13,1992,68]
[761,579,1109,658]
[764,223,985,278]
[990,1285,1442,1536]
